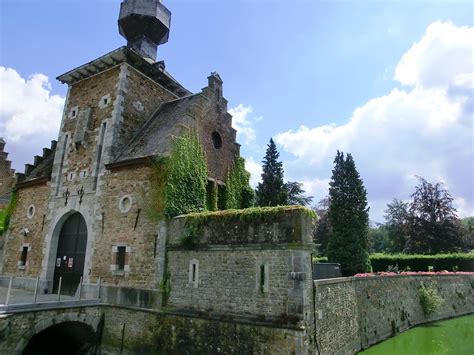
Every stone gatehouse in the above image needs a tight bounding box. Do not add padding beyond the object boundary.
[2,0,240,293]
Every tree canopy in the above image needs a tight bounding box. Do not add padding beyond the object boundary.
[327,151,370,275]
[255,138,288,206]
[404,177,464,253]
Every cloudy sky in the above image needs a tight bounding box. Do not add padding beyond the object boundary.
[0,0,472,222]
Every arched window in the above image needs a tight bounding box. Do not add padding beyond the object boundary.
[212,132,222,149]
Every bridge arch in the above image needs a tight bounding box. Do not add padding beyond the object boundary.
[15,311,101,354]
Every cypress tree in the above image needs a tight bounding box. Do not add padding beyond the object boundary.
[327,151,370,276]
[256,138,288,206]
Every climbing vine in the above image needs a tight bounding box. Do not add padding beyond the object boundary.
[224,157,254,209]
[2,189,17,232]
[164,130,208,217]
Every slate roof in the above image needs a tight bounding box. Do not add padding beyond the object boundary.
[113,93,202,165]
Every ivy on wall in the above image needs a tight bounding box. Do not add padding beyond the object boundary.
[1,189,17,232]
[224,157,255,209]
[164,131,208,217]
[149,132,255,219]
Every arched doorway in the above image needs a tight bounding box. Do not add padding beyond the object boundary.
[53,212,88,295]
[22,321,97,354]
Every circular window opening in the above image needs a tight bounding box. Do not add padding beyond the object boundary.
[212,132,222,149]
[27,205,36,219]
[119,195,133,213]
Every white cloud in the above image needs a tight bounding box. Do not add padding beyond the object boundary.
[0,67,65,170]
[229,104,261,145]
[245,157,262,187]
[275,21,473,221]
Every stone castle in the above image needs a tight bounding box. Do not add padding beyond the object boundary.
[1,1,473,354]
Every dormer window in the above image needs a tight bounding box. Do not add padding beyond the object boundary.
[212,132,222,149]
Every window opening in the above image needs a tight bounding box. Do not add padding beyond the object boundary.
[116,246,126,271]
[260,264,265,293]
[20,247,28,267]
[212,132,222,149]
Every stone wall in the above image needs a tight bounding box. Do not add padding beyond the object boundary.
[99,306,308,355]
[2,183,50,277]
[119,65,178,152]
[314,274,474,354]
[92,164,158,288]
[166,207,316,328]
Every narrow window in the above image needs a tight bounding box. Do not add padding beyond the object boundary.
[212,131,222,149]
[55,135,68,196]
[258,264,269,294]
[116,246,126,271]
[189,259,199,288]
[93,122,106,190]
[20,247,28,267]
[260,264,265,293]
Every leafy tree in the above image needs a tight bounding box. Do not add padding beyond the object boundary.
[327,151,370,276]
[405,177,463,254]
[285,181,313,206]
[368,224,390,253]
[460,217,474,250]
[313,197,331,255]
[255,138,288,206]
[384,198,410,252]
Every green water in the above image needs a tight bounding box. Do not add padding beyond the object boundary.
[359,315,474,355]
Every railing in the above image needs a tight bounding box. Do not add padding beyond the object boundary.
[0,276,102,313]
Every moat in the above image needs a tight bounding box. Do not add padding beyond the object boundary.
[360,314,474,355]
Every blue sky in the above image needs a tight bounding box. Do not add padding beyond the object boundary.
[1,0,473,222]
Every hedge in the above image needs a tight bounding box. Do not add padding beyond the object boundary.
[314,253,474,272]
[370,253,474,272]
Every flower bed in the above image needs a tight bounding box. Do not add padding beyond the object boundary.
[354,271,474,277]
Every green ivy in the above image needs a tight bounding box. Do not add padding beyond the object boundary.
[224,157,255,209]
[2,189,17,232]
[185,205,316,233]
[419,283,444,316]
[206,181,218,212]
[164,131,208,218]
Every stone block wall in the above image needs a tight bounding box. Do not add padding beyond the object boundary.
[313,274,474,354]
[100,307,308,355]
[2,184,50,277]
[92,164,158,288]
[166,207,316,327]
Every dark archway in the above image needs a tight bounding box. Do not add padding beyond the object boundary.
[22,321,97,354]
[53,212,88,295]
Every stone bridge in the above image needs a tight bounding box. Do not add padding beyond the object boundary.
[0,305,102,354]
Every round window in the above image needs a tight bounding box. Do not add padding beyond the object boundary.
[119,195,133,213]
[27,205,36,219]
[212,132,222,149]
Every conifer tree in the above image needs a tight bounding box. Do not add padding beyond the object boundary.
[256,138,288,206]
[327,151,370,276]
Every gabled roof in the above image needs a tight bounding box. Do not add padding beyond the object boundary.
[111,93,202,167]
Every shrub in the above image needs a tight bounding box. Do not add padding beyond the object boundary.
[419,283,444,316]
[370,253,474,272]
